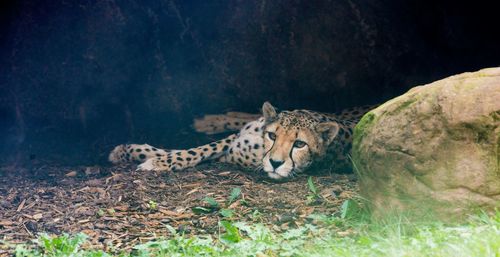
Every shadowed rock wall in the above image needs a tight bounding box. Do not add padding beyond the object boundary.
[0,0,499,165]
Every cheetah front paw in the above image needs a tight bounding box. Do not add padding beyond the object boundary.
[136,158,173,172]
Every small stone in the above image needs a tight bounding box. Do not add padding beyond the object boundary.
[177,225,191,234]
[25,221,38,233]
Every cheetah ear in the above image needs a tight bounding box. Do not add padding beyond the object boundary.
[315,122,340,145]
[262,101,277,122]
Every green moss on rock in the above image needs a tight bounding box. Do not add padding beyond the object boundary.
[353,111,376,151]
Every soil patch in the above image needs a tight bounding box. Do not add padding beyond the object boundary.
[0,162,357,253]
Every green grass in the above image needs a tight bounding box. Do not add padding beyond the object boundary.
[191,187,242,218]
[6,209,500,257]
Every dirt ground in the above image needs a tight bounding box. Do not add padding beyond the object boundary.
[0,162,358,254]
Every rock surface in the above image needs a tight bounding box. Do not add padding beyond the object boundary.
[352,67,500,221]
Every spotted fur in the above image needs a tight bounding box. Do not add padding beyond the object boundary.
[109,102,374,179]
[193,112,261,134]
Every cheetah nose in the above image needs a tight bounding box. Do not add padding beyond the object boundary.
[270,159,284,169]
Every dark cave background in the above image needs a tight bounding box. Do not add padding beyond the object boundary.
[0,0,499,166]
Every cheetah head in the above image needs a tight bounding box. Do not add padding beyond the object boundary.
[261,102,340,179]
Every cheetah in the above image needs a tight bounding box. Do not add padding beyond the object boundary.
[109,102,374,179]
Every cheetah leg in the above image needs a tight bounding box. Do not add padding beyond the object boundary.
[193,112,261,135]
[137,134,237,171]
[109,134,238,172]
[109,144,170,164]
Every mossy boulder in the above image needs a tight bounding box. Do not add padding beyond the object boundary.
[352,67,500,221]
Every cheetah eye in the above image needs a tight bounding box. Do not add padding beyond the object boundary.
[267,132,277,141]
[293,140,307,148]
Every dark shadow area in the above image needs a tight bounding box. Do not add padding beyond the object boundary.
[0,0,499,166]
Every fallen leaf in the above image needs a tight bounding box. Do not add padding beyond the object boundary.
[0,220,14,226]
[16,199,26,212]
[337,230,353,237]
[32,213,43,220]
[65,171,77,177]
[186,188,199,195]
